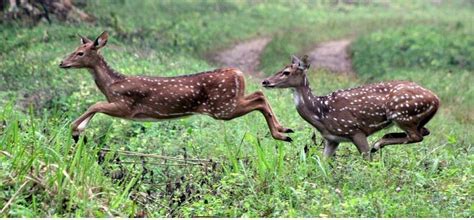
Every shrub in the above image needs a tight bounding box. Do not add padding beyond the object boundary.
[351,25,474,77]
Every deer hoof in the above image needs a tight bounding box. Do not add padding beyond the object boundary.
[72,134,79,143]
[72,134,88,144]
[362,152,372,160]
[283,128,294,133]
[370,147,378,153]
[284,136,293,142]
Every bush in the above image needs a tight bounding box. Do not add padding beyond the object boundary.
[351,25,474,77]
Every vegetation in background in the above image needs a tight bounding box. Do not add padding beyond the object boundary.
[352,26,474,77]
[259,1,473,75]
[1,0,472,217]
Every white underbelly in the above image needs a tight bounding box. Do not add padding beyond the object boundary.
[128,110,194,122]
[129,117,163,122]
[323,133,351,142]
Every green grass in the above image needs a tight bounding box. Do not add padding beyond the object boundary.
[1,0,473,217]
[259,1,474,75]
[352,25,474,77]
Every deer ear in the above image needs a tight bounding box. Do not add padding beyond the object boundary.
[93,31,109,49]
[78,34,92,44]
[301,55,311,69]
[291,55,301,64]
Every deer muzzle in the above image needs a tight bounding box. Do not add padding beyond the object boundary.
[59,61,71,69]
[261,79,274,88]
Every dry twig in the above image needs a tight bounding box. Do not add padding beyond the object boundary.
[100,148,214,163]
[0,180,30,214]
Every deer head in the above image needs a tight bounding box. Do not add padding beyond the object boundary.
[262,55,311,88]
[59,31,109,69]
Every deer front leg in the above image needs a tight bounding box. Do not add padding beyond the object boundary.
[352,133,370,159]
[71,102,130,142]
[245,91,293,133]
[71,112,95,143]
[323,139,339,157]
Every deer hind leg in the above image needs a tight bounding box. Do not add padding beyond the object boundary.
[381,132,407,139]
[417,106,437,137]
[371,123,423,153]
[371,103,438,152]
[377,130,428,139]
[420,127,430,136]
[244,91,293,133]
[226,93,291,142]
[351,133,370,159]
[323,139,339,157]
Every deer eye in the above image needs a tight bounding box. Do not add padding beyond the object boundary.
[282,71,290,76]
[77,52,84,56]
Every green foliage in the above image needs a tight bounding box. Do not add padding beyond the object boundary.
[1,0,473,218]
[0,103,137,216]
[258,2,473,75]
[352,26,474,77]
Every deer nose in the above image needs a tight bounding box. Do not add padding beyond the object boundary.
[59,61,63,67]
[262,80,270,86]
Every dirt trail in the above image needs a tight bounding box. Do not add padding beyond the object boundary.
[308,39,353,74]
[211,37,271,77]
[211,37,354,77]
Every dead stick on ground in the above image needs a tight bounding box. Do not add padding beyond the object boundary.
[0,180,30,214]
[101,148,213,163]
[120,161,202,166]
[0,150,12,158]
[25,175,55,196]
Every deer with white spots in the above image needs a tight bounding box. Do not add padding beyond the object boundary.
[262,55,440,158]
[59,32,293,143]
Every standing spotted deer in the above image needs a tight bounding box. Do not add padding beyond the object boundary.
[262,55,440,157]
[59,32,293,142]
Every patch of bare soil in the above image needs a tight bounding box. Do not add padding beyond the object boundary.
[210,37,271,77]
[308,39,354,74]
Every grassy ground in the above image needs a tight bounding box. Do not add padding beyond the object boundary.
[0,0,473,217]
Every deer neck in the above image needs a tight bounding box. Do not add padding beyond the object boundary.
[88,56,124,96]
[293,76,326,122]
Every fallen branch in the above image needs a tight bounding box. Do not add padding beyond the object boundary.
[119,161,203,166]
[100,148,215,164]
[0,150,13,158]
[24,173,57,197]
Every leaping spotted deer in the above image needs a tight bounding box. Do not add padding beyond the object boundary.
[262,55,440,157]
[59,31,293,143]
